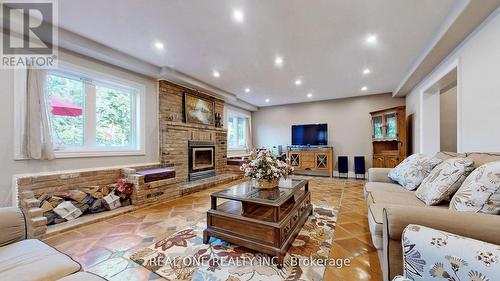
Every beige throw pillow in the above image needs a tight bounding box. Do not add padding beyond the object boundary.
[388,154,442,190]
[450,161,500,214]
[415,158,474,205]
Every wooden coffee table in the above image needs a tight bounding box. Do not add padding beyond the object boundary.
[203,179,311,266]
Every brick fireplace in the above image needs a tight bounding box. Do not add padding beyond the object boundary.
[159,80,228,181]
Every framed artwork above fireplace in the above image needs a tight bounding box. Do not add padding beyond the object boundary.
[183,92,215,126]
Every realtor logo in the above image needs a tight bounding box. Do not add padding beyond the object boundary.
[1,0,58,68]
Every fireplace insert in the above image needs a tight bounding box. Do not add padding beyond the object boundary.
[188,141,216,181]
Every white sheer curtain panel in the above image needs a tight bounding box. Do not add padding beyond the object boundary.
[25,69,55,160]
[245,117,252,152]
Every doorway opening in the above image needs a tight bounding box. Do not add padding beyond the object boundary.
[440,82,457,152]
[421,66,458,154]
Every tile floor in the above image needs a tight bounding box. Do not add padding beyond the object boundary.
[44,176,381,281]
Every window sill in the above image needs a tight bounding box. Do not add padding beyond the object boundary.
[54,149,145,159]
[227,148,250,158]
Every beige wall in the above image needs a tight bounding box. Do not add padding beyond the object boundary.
[440,86,457,152]
[407,8,500,153]
[252,93,405,173]
[0,49,159,207]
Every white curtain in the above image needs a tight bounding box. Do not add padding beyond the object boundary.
[244,117,252,152]
[24,69,55,160]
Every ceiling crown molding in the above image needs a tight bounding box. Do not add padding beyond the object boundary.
[159,67,258,111]
[58,28,162,78]
[393,0,500,97]
[55,27,258,111]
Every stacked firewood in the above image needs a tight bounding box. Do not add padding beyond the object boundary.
[37,179,133,225]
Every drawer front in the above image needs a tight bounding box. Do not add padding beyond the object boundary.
[280,220,292,242]
[302,154,315,162]
[299,197,309,215]
[281,194,311,244]
[301,160,315,169]
[210,215,276,245]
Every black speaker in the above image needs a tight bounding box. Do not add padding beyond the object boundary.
[354,156,366,179]
[338,156,348,179]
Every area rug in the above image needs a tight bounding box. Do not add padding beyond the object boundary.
[128,206,338,281]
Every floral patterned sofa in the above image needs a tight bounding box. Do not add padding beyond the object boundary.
[391,224,499,281]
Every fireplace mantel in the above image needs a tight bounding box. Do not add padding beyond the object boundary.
[161,120,227,132]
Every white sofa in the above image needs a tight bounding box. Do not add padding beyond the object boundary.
[0,207,106,281]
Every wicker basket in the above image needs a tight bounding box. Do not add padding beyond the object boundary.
[253,178,279,189]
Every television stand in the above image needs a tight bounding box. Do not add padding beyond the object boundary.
[286,146,333,177]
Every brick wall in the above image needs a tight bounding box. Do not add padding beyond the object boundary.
[16,163,159,237]
[16,163,158,201]
[158,80,227,177]
[160,125,189,181]
[215,131,228,174]
[159,80,224,123]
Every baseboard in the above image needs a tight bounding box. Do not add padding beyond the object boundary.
[333,171,368,179]
[292,170,368,179]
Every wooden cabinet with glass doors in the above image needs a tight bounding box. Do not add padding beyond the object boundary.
[370,106,407,168]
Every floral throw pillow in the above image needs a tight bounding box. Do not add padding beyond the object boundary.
[415,158,474,205]
[450,161,500,214]
[388,154,442,190]
[401,224,500,281]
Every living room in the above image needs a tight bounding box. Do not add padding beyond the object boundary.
[0,1,499,281]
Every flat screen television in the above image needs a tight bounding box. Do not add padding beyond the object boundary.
[291,123,328,146]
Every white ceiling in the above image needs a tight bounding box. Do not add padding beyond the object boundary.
[57,0,457,107]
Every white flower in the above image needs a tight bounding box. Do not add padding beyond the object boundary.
[240,149,293,180]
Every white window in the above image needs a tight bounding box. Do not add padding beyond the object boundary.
[227,112,248,150]
[45,67,144,157]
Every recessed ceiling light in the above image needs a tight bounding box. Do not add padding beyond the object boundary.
[295,79,302,86]
[265,98,270,103]
[154,41,164,50]
[233,9,244,22]
[366,34,377,44]
[274,56,284,67]
[307,93,312,98]
[244,88,250,93]
[363,68,371,75]
[361,86,368,91]
[213,70,220,78]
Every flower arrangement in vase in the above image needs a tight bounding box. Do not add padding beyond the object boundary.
[240,149,294,188]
